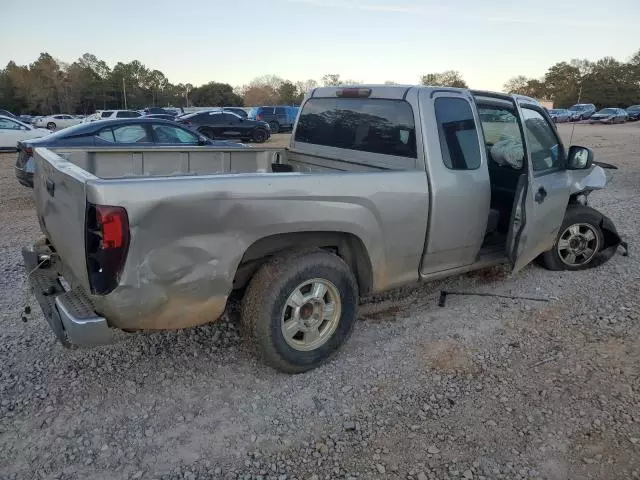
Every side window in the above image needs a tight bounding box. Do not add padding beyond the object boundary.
[100,111,113,118]
[275,107,286,115]
[152,124,199,144]
[97,125,150,143]
[97,128,116,142]
[478,106,524,170]
[521,108,564,172]
[294,97,417,159]
[434,97,482,170]
[0,118,21,130]
[218,113,237,123]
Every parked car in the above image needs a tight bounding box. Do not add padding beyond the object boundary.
[33,114,83,131]
[18,115,34,124]
[221,107,249,118]
[15,118,246,187]
[248,106,299,133]
[626,105,640,121]
[84,110,142,122]
[0,116,51,151]
[548,109,572,123]
[142,113,177,121]
[568,103,597,120]
[142,107,176,116]
[22,86,623,373]
[0,108,17,119]
[175,111,271,142]
[589,108,628,124]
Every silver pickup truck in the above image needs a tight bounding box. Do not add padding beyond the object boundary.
[24,85,624,373]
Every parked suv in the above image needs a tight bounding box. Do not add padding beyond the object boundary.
[626,105,640,121]
[568,103,596,120]
[84,110,142,122]
[250,106,299,133]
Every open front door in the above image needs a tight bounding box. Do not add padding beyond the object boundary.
[507,104,572,272]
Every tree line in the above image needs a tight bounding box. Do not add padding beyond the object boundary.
[0,53,366,114]
[2,50,639,115]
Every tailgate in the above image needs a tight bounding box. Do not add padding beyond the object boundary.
[33,147,97,291]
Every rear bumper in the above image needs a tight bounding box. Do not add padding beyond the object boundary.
[22,245,116,347]
[15,167,34,188]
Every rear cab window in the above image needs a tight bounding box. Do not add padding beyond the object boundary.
[294,97,417,161]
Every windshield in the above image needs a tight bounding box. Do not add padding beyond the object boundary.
[597,108,617,115]
[627,105,640,112]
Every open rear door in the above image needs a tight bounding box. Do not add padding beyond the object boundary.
[507,104,572,272]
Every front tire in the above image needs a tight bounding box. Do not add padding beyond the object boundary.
[268,121,280,133]
[46,122,56,130]
[539,205,605,271]
[252,128,268,143]
[242,250,358,373]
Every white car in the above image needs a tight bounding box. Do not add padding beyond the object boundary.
[0,116,51,150]
[33,114,83,131]
[83,110,142,122]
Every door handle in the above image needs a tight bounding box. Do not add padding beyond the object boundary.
[46,179,55,197]
[535,186,547,204]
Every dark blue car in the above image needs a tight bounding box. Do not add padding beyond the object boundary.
[15,118,246,188]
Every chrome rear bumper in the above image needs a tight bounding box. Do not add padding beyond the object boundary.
[22,245,116,347]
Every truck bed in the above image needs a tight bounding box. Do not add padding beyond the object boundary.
[32,145,430,334]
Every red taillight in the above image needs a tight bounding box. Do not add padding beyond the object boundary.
[23,146,33,156]
[86,204,130,294]
[96,206,126,249]
[336,88,371,98]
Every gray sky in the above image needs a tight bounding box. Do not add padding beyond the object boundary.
[3,0,638,90]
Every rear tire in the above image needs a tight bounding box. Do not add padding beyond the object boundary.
[46,122,56,130]
[252,128,268,143]
[242,249,358,373]
[268,121,280,134]
[539,205,605,271]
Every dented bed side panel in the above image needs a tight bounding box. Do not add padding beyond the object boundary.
[84,171,429,331]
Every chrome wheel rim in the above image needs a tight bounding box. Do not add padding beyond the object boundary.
[281,278,341,351]
[557,223,600,266]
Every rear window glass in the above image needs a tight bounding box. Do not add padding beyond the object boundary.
[294,98,417,158]
[434,97,481,170]
[116,111,140,118]
[100,111,114,118]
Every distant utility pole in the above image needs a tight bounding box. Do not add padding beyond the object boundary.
[123,78,128,109]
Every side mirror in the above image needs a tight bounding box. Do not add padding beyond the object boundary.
[567,145,593,170]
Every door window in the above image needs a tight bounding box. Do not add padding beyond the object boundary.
[275,107,286,115]
[152,124,199,143]
[97,124,151,143]
[0,118,21,130]
[434,97,482,170]
[521,108,564,172]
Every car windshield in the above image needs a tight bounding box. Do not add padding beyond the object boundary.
[597,108,617,115]
[627,105,640,112]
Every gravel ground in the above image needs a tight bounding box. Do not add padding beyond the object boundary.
[0,123,638,480]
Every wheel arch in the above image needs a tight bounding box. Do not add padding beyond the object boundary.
[233,231,374,295]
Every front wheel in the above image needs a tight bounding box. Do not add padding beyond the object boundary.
[252,128,268,143]
[46,122,56,130]
[268,121,280,133]
[242,250,358,373]
[539,205,605,271]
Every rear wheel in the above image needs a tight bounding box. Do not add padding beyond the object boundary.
[539,205,604,271]
[252,128,268,143]
[46,122,56,130]
[268,121,280,134]
[242,250,358,373]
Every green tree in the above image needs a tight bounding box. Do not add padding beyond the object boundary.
[190,82,243,106]
[420,70,467,88]
[277,81,298,105]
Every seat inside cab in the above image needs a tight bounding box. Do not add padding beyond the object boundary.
[476,102,526,245]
